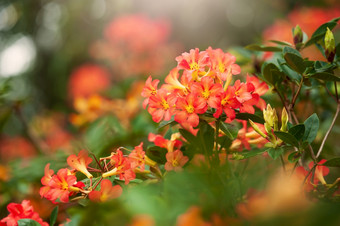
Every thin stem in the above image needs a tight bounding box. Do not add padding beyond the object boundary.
[280,155,286,172]
[316,100,340,159]
[291,78,304,108]
[215,118,221,165]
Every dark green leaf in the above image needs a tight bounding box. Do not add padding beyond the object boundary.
[305,19,339,47]
[267,147,284,160]
[309,72,340,81]
[323,157,340,167]
[18,219,41,226]
[179,128,197,144]
[288,152,301,163]
[288,124,305,140]
[197,121,215,155]
[303,113,319,143]
[274,131,299,147]
[261,63,284,85]
[50,206,59,226]
[239,148,267,159]
[245,44,282,52]
[158,118,177,129]
[146,146,167,164]
[235,113,265,124]
[277,58,302,82]
[268,40,292,46]
[220,122,239,140]
[283,47,306,74]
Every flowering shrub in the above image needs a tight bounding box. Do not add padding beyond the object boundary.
[1,9,340,226]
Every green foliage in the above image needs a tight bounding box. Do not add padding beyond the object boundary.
[303,113,320,144]
[267,147,284,160]
[274,131,299,147]
[17,219,41,226]
[49,206,59,226]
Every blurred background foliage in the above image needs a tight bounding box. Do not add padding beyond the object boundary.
[0,0,340,225]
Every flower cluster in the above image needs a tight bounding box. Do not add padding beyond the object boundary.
[142,47,268,134]
[39,144,158,204]
[0,200,48,226]
[90,14,181,78]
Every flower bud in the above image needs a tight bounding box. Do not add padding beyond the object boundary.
[293,25,303,48]
[249,120,267,138]
[280,108,288,132]
[325,28,335,62]
[263,104,278,132]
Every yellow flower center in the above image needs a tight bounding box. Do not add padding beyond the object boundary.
[151,89,157,95]
[221,98,229,106]
[190,62,200,71]
[161,100,169,110]
[185,105,194,114]
[172,159,179,167]
[218,62,225,72]
[202,89,210,99]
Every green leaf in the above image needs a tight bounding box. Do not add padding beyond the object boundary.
[268,40,292,46]
[239,148,267,159]
[245,44,282,52]
[197,121,214,155]
[309,72,340,81]
[18,219,41,226]
[288,152,301,163]
[235,113,265,124]
[267,147,284,160]
[303,113,319,143]
[305,18,340,47]
[50,206,59,226]
[158,117,177,129]
[274,131,299,147]
[277,58,302,82]
[146,146,167,164]
[322,157,340,167]
[220,122,239,140]
[283,47,306,74]
[262,63,284,85]
[179,128,197,144]
[288,124,305,140]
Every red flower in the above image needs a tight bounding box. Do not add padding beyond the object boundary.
[165,150,189,172]
[148,133,182,153]
[0,200,48,226]
[162,68,189,95]
[175,93,207,128]
[89,179,123,202]
[147,88,177,123]
[67,150,93,179]
[213,87,240,123]
[129,142,146,170]
[207,47,241,81]
[102,150,136,184]
[141,76,160,109]
[68,64,111,100]
[246,75,268,110]
[40,167,83,203]
[191,76,223,108]
[176,48,209,81]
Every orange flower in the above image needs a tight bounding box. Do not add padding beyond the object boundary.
[141,76,160,108]
[68,64,111,100]
[67,150,93,179]
[148,133,182,153]
[40,167,84,203]
[164,150,189,172]
[147,89,177,123]
[89,179,122,202]
[0,200,48,226]
[176,206,210,226]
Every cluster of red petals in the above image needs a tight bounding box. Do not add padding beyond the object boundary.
[148,133,182,153]
[142,47,268,133]
[0,200,48,226]
[40,164,85,203]
[165,150,189,172]
[296,159,330,191]
[91,14,180,78]
[88,179,123,202]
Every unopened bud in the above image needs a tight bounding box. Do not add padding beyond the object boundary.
[293,25,303,48]
[280,108,288,132]
[273,108,278,131]
[325,28,335,62]
[249,120,267,138]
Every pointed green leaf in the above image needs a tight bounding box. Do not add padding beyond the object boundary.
[303,113,319,144]
[245,44,282,52]
[267,147,284,160]
[322,157,340,167]
[18,219,41,226]
[236,148,267,159]
[309,72,340,81]
[288,124,305,140]
[146,146,167,164]
[235,113,265,124]
[283,47,306,74]
[50,206,59,226]
[220,122,239,140]
[305,18,340,47]
[274,131,299,147]
[277,58,302,82]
